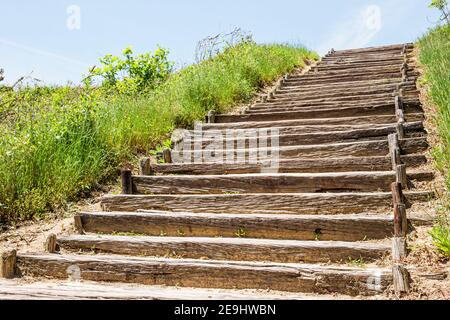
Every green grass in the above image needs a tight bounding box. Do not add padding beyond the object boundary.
[418,24,450,257]
[0,43,317,223]
[418,24,450,189]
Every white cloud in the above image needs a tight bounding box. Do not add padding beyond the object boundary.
[316,4,383,55]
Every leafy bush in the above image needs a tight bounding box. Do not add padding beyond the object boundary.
[429,0,450,24]
[429,216,450,258]
[89,46,173,94]
[0,42,317,223]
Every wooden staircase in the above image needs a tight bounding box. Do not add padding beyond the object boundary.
[3,43,435,297]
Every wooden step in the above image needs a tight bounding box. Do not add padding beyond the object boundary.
[310,65,412,76]
[246,100,421,114]
[172,138,429,162]
[57,235,391,263]
[215,104,422,123]
[251,99,404,110]
[286,70,405,82]
[185,122,423,139]
[315,62,410,71]
[328,43,412,54]
[16,253,392,296]
[131,171,433,195]
[151,155,427,175]
[183,124,424,149]
[100,191,433,215]
[272,86,416,101]
[201,114,424,130]
[0,279,349,300]
[282,74,406,86]
[254,93,399,105]
[252,95,420,108]
[280,78,402,91]
[77,211,396,241]
[275,81,415,96]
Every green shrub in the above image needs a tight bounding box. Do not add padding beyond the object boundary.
[429,216,450,258]
[89,46,173,94]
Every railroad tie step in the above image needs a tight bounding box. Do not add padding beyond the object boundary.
[15,253,393,296]
[130,171,434,195]
[56,234,390,263]
[100,191,433,215]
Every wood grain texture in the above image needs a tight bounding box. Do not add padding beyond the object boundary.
[132,171,433,195]
[1,250,17,279]
[276,80,415,94]
[78,211,396,241]
[172,138,428,163]
[100,192,433,215]
[152,155,428,175]
[57,235,390,263]
[215,105,422,123]
[203,114,424,131]
[16,254,392,295]
[187,124,425,149]
[0,279,338,300]
[200,121,423,136]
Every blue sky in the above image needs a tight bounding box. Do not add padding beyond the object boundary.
[0,0,441,85]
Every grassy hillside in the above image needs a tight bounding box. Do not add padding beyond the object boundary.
[418,24,450,189]
[0,43,317,223]
[418,24,450,257]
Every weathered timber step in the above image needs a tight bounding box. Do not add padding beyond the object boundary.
[100,192,433,215]
[246,101,422,114]
[280,74,409,86]
[251,98,405,109]
[150,155,427,175]
[215,105,423,123]
[201,114,424,130]
[322,52,410,59]
[272,85,417,101]
[271,88,419,103]
[131,171,433,195]
[285,70,413,81]
[260,92,419,106]
[329,43,412,54]
[0,279,359,300]
[280,78,403,91]
[57,235,390,263]
[16,254,392,296]
[256,92,402,105]
[254,94,420,107]
[320,59,405,67]
[187,122,423,137]
[185,124,424,149]
[275,81,416,96]
[309,66,414,76]
[77,211,399,241]
[172,138,429,162]
[321,54,408,62]
[315,62,411,71]
[320,57,406,65]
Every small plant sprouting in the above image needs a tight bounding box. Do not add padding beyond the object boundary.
[160,230,168,237]
[314,229,322,241]
[235,227,247,238]
[348,257,366,267]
